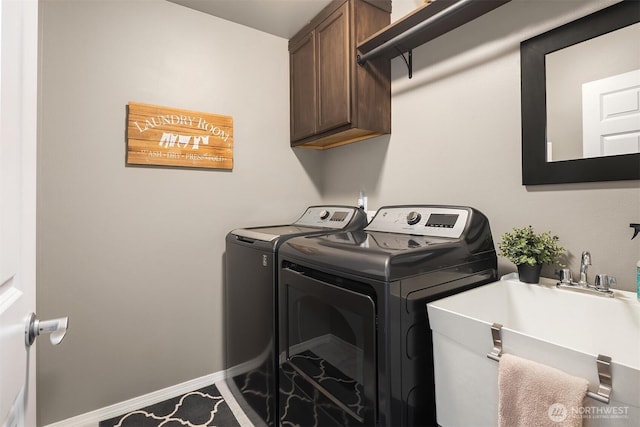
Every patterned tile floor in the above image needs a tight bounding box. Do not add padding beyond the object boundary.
[100,350,363,427]
[99,384,242,427]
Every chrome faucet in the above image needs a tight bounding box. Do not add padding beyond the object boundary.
[578,251,591,285]
[555,250,615,297]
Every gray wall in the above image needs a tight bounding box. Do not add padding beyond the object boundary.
[37,0,640,425]
[37,0,322,424]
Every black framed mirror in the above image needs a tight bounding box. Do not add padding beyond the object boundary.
[521,0,640,185]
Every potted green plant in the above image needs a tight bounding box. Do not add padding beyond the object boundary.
[498,225,565,283]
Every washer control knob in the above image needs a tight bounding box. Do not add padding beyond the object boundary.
[406,211,422,225]
[319,210,330,220]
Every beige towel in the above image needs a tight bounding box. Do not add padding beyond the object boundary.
[498,354,589,427]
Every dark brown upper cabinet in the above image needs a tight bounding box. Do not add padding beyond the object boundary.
[289,0,391,149]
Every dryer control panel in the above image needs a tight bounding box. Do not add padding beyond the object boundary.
[366,206,470,238]
[293,206,362,229]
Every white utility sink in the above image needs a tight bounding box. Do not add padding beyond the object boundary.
[427,273,640,427]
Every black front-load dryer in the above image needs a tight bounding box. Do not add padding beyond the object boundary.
[277,205,498,427]
[223,206,368,426]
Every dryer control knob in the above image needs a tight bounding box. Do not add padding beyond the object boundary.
[406,211,422,225]
[319,210,330,220]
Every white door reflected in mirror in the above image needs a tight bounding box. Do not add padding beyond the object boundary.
[545,21,640,162]
[582,69,640,158]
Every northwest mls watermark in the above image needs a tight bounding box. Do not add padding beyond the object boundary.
[548,403,629,422]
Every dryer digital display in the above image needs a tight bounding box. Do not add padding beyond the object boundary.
[426,213,458,228]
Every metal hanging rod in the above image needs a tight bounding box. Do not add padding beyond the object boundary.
[356,0,475,68]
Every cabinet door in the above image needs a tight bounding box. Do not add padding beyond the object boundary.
[290,32,317,142]
[317,3,351,133]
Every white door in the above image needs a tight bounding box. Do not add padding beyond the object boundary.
[0,0,39,426]
[582,69,640,158]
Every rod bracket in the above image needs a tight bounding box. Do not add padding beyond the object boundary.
[398,49,413,79]
[358,49,413,78]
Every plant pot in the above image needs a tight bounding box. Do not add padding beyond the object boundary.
[517,263,542,284]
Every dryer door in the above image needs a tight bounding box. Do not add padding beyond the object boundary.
[279,265,376,426]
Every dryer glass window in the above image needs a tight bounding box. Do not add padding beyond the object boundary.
[282,271,376,424]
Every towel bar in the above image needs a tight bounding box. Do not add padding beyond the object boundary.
[486,323,612,404]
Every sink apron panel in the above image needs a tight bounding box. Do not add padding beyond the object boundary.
[427,274,640,427]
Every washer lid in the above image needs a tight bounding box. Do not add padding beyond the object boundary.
[231,225,321,242]
[230,206,368,243]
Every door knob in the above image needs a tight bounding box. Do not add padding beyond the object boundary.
[25,312,69,346]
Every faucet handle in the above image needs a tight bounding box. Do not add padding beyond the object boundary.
[556,268,572,283]
[594,274,616,291]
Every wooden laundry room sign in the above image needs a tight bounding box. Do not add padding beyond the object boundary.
[126,102,233,170]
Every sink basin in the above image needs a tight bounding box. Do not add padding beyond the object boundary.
[427,273,640,427]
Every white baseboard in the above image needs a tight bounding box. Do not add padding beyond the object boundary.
[43,371,226,427]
